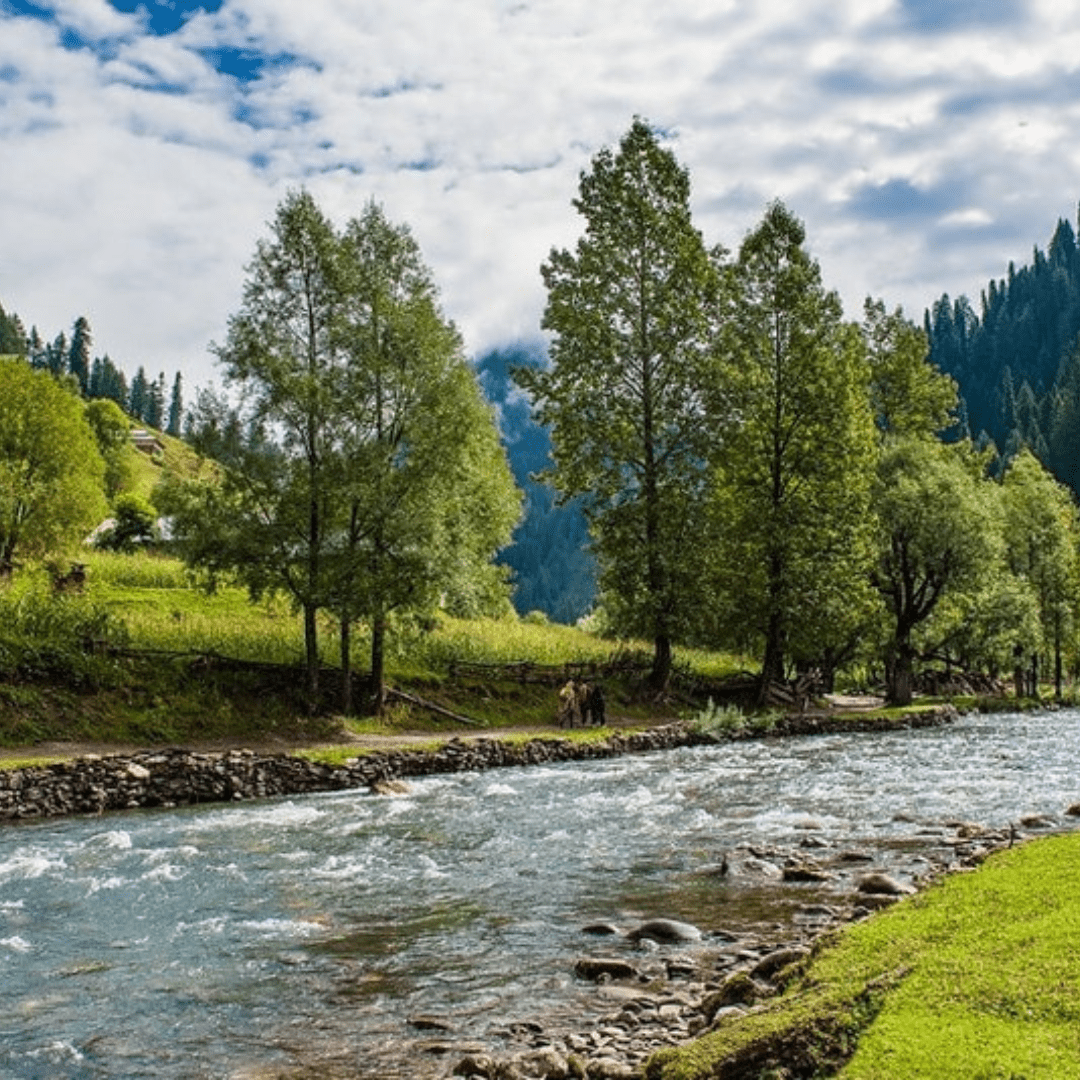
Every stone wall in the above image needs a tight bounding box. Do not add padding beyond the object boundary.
[0,708,957,823]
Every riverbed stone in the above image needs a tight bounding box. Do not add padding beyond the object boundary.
[575,958,639,982]
[782,862,832,883]
[627,919,702,944]
[857,872,915,896]
[750,946,810,982]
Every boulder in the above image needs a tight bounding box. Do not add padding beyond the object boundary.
[574,957,638,981]
[857,872,914,896]
[581,922,623,936]
[626,918,702,944]
[751,946,810,982]
[782,862,832,883]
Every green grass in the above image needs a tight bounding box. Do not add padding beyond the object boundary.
[0,549,754,747]
[647,833,1080,1079]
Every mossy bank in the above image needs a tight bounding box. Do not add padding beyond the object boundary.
[645,831,1080,1080]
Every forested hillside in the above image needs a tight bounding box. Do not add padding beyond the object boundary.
[476,346,596,623]
[925,211,1080,492]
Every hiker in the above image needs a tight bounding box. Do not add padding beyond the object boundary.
[558,679,580,727]
[576,681,593,726]
[588,683,606,727]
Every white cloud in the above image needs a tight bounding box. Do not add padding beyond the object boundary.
[2,0,1080,389]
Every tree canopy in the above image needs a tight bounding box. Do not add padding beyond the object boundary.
[0,359,107,570]
[519,118,726,688]
[163,191,518,715]
[712,201,878,695]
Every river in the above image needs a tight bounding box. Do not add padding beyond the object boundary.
[1,709,1078,1078]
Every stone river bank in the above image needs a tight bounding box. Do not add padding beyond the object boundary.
[445,818,1032,1080]
[0,707,960,822]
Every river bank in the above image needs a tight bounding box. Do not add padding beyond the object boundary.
[0,706,959,823]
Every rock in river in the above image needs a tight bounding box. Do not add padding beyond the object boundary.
[626,918,702,944]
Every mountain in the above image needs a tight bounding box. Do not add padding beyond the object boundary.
[475,345,597,623]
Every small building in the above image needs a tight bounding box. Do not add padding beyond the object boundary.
[130,429,165,456]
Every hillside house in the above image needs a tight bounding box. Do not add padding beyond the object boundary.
[130,429,165,456]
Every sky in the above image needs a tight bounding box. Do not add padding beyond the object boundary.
[2,0,1080,391]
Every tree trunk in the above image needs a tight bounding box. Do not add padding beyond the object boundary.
[340,615,353,716]
[758,606,786,705]
[886,640,915,707]
[369,609,386,715]
[649,633,672,692]
[1055,627,1063,701]
[303,601,320,715]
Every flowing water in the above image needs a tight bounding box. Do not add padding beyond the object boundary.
[2,709,1079,1078]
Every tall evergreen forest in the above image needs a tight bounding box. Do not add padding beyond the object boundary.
[925,210,1080,493]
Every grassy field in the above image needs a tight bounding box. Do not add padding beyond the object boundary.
[647,833,1080,1079]
[0,548,753,747]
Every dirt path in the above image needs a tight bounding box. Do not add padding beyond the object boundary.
[3,693,888,765]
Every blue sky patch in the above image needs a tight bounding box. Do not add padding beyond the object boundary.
[898,0,1028,32]
[200,47,316,84]
[847,178,959,222]
[2,0,52,22]
[106,0,224,36]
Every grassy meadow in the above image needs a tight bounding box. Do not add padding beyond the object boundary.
[0,546,752,748]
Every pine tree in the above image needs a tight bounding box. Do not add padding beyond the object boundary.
[167,372,183,436]
[129,366,148,422]
[67,316,91,395]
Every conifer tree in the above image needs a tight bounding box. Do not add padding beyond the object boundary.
[167,372,183,436]
[68,316,91,395]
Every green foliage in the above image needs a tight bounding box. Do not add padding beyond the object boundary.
[688,699,746,736]
[1000,450,1079,677]
[476,346,597,623]
[873,437,1005,703]
[162,191,519,715]
[712,201,878,689]
[864,297,958,438]
[925,214,1080,486]
[0,358,108,568]
[93,492,158,552]
[85,397,133,498]
[520,118,727,687]
[0,581,128,688]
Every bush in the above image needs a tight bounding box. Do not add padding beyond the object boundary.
[0,585,129,688]
[94,493,158,552]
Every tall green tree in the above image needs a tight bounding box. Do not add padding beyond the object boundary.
[327,201,519,713]
[863,298,957,438]
[518,118,726,689]
[873,437,1003,705]
[714,201,877,696]
[167,372,183,436]
[85,397,133,498]
[0,359,107,570]
[129,366,149,422]
[164,191,518,717]
[163,190,345,712]
[1000,449,1079,696]
[0,302,26,356]
[68,316,92,395]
